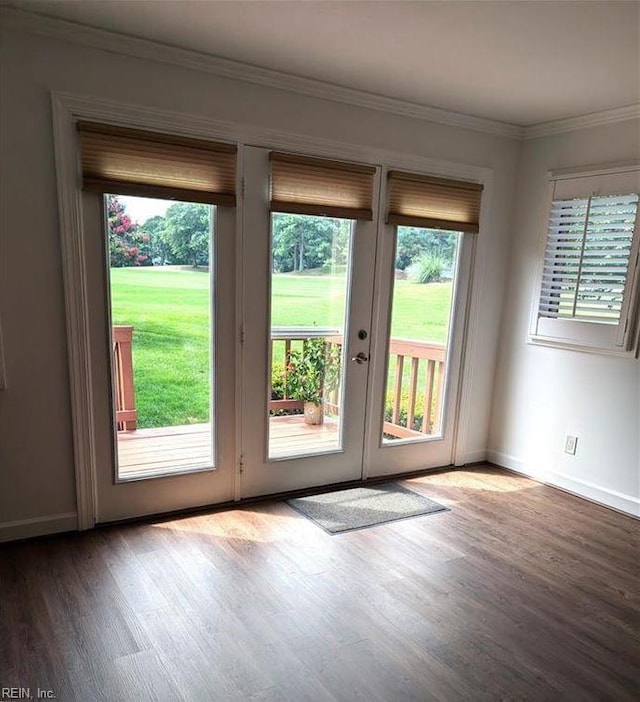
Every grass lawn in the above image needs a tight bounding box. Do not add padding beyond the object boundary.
[110,267,452,428]
[270,273,452,342]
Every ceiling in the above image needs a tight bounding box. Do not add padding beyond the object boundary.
[9,0,640,127]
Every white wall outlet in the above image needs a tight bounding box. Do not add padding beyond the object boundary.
[564,435,578,455]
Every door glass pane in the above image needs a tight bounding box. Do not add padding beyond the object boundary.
[106,194,214,479]
[382,227,461,443]
[268,213,353,459]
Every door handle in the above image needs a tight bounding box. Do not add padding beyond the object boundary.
[351,352,369,365]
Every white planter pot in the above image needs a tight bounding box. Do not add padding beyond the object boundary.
[303,401,324,425]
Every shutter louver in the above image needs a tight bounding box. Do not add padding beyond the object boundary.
[387,171,483,233]
[270,152,375,220]
[77,122,237,206]
[538,193,639,325]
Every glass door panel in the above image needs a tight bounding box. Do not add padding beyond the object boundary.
[268,213,354,459]
[105,194,214,480]
[240,147,376,498]
[381,227,461,443]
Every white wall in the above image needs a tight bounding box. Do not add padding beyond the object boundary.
[489,119,640,516]
[0,26,520,538]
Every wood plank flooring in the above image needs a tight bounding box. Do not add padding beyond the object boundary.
[1,466,638,701]
[118,417,340,477]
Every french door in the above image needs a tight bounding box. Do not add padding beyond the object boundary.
[84,144,474,521]
[240,147,379,496]
[364,221,474,477]
[84,192,237,522]
[240,148,474,497]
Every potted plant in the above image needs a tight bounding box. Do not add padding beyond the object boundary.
[286,337,341,425]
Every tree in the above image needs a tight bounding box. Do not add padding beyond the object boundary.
[271,214,349,273]
[139,215,171,265]
[395,228,456,270]
[328,219,351,269]
[161,203,210,267]
[107,195,152,267]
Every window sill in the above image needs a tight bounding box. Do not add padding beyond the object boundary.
[527,335,638,359]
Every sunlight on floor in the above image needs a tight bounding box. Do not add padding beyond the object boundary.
[408,468,538,493]
[150,469,535,542]
[151,507,308,543]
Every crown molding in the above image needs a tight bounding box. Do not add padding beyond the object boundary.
[1,6,523,140]
[4,6,636,142]
[524,103,640,139]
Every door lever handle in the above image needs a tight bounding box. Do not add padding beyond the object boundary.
[351,352,369,365]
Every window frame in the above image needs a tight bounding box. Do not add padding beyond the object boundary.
[529,163,640,357]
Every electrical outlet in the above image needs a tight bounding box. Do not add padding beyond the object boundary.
[564,435,578,455]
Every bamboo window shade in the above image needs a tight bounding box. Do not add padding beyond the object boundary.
[77,122,237,206]
[387,171,483,233]
[270,152,376,220]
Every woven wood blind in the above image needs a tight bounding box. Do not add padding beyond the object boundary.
[77,122,237,206]
[387,171,483,233]
[270,152,376,220]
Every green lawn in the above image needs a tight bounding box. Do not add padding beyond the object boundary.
[110,267,452,428]
[270,273,452,341]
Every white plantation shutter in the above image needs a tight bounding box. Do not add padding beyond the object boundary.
[532,167,640,354]
[539,193,638,323]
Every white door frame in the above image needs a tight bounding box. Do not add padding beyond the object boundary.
[81,192,238,522]
[52,90,493,529]
[363,200,477,478]
[239,146,381,497]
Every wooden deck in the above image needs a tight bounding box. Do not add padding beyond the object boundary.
[268,414,340,459]
[113,327,447,445]
[117,415,340,477]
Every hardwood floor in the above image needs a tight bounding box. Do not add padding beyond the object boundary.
[117,417,340,477]
[1,467,638,701]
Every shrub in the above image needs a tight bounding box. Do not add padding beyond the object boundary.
[383,387,441,435]
[384,403,425,434]
[407,253,447,284]
[286,338,341,404]
[271,362,287,400]
[270,362,302,417]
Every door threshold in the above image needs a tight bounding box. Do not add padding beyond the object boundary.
[96,463,458,530]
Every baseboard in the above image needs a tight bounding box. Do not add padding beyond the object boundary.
[456,449,487,467]
[0,512,78,543]
[486,450,544,478]
[487,450,639,518]
[3,453,636,541]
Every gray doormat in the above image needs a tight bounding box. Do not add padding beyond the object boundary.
[286,482,449,534]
